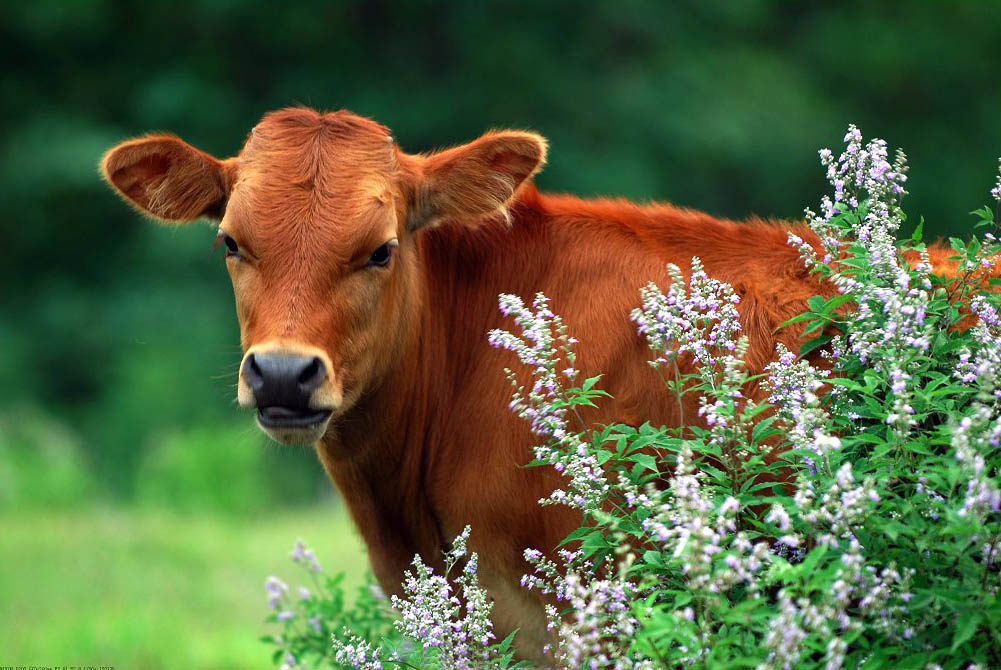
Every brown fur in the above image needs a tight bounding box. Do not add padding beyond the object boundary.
[100,107,981,661]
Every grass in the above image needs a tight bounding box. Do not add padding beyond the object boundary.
[0,501,367,669]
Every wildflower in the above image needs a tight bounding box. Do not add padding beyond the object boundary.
[766,503,792,532]
[953,410,1001,519]
[266,575,289,609]
[630,257,742,372]
[332,633,384,670]
[765,343,837,464]
[290,539,323,572]
[758,590,808,670]
[522,550,654,669]
[794,462,879,548]
[390,527,498,669]
[798,126,929,439]
[490,293,609,511]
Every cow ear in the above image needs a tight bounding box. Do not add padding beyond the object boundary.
[101,135,232,222]
[413,131,547,230]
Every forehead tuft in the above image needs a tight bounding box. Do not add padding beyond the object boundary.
[240,108,396,182]
[230,109,399,254]
[254,107,392,142]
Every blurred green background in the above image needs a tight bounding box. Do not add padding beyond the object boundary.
[2,1,999,667]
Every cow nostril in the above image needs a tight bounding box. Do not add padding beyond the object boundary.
[243,353,264,391]
[298,356,325,392]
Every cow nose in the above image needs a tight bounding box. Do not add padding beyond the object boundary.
[242,352,326,408]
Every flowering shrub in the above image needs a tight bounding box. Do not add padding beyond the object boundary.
[264,533,522,670]
[265,130,1001,669]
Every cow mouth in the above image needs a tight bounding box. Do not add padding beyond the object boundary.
[257,406,333,428]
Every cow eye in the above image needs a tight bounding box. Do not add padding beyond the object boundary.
[367,239,398,268]
[214,231,240,258]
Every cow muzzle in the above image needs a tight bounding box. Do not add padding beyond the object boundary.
[238,344,340,445]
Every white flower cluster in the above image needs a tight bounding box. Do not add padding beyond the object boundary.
[631,258,757,462]
[764,343,839,469]
[331,634,384,670]
[390,526,498,669]
[759,542,910,670]
[806,125,909,278]
[489,293,609,511]
[631,257,742,372]
[792,462,880,549]
[634,445,771,597]
[759,477,911,670]
[797,126,930,439]
[952,297,1001,521]
[521,549,653,669]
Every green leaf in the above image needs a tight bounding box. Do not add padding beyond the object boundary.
[559,525,600,546]
[799,333,832,357]
[807,295,827,313]
[643,550,663,567]
[822,294,856,315]
[796,545,828,577]
[969,235,982,256]
[495,630,519,654]
[911,217,924,242]
[580,530,611,559]
[970,206,995,223]
[951,611,982,652]
[777,312,818,330]
[629,453,659,473]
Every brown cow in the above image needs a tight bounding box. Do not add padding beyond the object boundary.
[100,107,968,661]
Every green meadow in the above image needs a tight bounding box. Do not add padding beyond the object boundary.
[0,504,366,669]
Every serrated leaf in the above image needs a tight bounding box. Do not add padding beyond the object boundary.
[580,530,611,559]
[629,453,659,473]
[559,525,600,546]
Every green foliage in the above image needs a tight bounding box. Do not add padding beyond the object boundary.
[0,407,94,508]
[263,572,399,670]
[265,537,529,670]
[3,2,1000,504]
[261,135,1001,668]
[136,423,320,516]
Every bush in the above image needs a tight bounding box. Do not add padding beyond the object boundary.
[263,130,1001,669]
[0,406,94,509]
[136,423,324,516]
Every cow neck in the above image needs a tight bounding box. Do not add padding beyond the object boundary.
[314,186,551,580]
[315,252,446,576]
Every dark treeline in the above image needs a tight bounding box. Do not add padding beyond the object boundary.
[2,1,999,503]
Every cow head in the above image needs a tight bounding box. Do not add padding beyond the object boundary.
[101,108,546,445]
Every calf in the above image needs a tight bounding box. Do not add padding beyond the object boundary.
[101,107,965,660]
